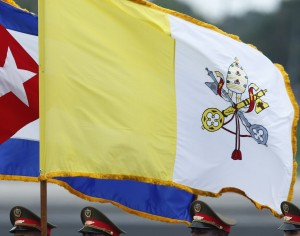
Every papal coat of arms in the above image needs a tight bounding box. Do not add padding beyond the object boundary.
[201,57,269,160]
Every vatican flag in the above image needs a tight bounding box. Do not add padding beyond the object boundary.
[39,0,298,218]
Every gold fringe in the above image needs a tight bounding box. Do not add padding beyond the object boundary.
[275,64,299,203]
[0,175,38,182]
[43,172,197,194]
[2,0,28,12]
[129,0,241,42]
[38,175,47,181]
[199,187,283,218]
[2,0,20,8]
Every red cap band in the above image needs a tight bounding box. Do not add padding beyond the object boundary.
[194,213,231,233]
[285,214,300,224]
[84,219,119,236]
[15,218,51,235]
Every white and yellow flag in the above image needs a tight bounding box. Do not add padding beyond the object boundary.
[39,0,298,216]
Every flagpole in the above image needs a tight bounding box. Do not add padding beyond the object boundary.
[41,180,47,236]
[39,0,47,234]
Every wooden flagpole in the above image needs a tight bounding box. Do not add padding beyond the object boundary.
[41,180,47,236]
[39,0,47,234]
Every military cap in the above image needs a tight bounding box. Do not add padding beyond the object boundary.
[9,206,56,236]
[278,201,300,231]
[189,200,236,233]
[78,206,126,236]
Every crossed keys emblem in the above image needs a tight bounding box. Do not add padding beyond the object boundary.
[201,59,269,160]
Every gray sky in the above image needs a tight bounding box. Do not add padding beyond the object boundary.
[178,0,283,22]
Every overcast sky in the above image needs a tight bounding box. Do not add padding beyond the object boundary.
[177,0,283,22]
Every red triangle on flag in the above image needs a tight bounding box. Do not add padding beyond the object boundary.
[0,24,38,144]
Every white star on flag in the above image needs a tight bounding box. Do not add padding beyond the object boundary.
[0,47,36,106]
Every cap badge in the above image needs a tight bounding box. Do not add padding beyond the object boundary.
[194,203,201,212]
[85,208,92,218]
[14,208,22,218]
[283,203,289,214]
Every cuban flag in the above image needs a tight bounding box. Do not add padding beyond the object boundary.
[0,1,39,179]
